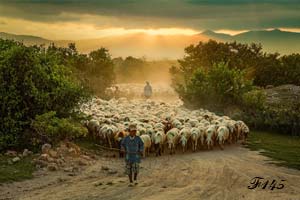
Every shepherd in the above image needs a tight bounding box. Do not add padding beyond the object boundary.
[144,81,152,99]
[121,124,144,187]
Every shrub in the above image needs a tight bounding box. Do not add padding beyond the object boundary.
[242,89,266,110]
[0,39,89,150]
[176,62,253,110]
[30,111,88,146]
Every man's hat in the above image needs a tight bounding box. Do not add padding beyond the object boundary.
[129,124,137,131]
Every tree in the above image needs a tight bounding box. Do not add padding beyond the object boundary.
[176,63,253,109]
[0,39,89,150]
[85,48,115,96]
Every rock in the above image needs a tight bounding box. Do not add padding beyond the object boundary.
[101,166,109,171]
[56,144,69,156]
[47,163,58,171]
[77,159,88,166]
[68,148,77,155]
[41,143,52,154]
[63,167,77,173]
[81,155,92,160]
[54,158,64,165]
[22,149,32,157]
[39,154,50,161]
[5,150,17,157]
[12,157,21,163]
[265,84,300,106]
[33,159,48,168]
[48,150,58,158]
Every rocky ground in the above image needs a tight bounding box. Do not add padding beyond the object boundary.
[264,84,300,106]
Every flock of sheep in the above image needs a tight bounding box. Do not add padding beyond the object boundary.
[80,84,250,157]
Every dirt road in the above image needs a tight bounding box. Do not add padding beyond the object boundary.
[1,144,299,200]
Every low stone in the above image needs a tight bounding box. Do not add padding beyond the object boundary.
[47,163,58,171]
[5,150,17,157]
[33,159,48,168]
[48,150,58,158]
[68,148,77,155]
[41,143,52,154]
[77,159,88,166]
[54,158,64,165]
[22,149,30,157]
[12,157,21,163]
[39,154,52,162]
[81,155,92,160]
[63,167,75,172]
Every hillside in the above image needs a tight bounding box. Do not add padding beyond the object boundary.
[0,32,51,45]
[1,29,299,58]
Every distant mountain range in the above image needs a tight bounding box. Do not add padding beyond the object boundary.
[1,29,299,59]
[201,29,300,55]
[0,32,51,45]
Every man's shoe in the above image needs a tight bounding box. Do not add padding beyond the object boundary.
[128,182,134,187]
[134,180,138,185]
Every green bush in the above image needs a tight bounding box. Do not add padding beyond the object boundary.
[254,53,300,87]
[30,111,88,146]
[242,89,266,110]
[173,40,300,88]
[0,39,89,150]
[176,62,253,110]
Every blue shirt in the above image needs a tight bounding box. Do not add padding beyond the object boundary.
[121,136,144,163]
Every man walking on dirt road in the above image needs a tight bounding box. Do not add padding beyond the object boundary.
[121,124,144,187]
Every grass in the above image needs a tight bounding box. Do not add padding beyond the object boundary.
[0,155,36,183]
[245,130,300,170]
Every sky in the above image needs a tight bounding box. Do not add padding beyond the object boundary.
[0,0,299,40]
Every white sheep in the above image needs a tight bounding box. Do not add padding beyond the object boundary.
[216,125,230,150]
[140,134,152,157]
[206,125,217,150]
[179,127,191,153]
[153,130,166,156]
[190,127,200,152]
[166,128,180,155]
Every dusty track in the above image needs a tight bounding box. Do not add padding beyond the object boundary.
[1,144,300,200]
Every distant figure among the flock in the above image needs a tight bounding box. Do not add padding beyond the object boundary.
[114,86,120,99]
[121,124,144,187]
[144,81,152,99]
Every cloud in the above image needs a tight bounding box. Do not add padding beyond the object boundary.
[0,0,299,31]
